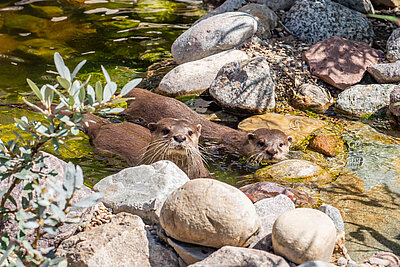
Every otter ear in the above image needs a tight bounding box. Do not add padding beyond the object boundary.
[248,133,255,140]
[287,136,293,144]
[148,122,158,132]
[196,124,202,134]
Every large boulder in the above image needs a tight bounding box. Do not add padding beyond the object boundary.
[335,84,397,117]
[238,4,278,40]
[172,12,257,64]
[284,0,374,45]
[303,36,382,90]
[158,49,249,97]
[160,178,261,248]
[93,160,189,224]
[209,57,275,114]
[272,208,337,264]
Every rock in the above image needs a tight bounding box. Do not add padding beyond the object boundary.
[251,0,295,10]
[209,57,275,114]
[303,36,382,90]
[363,252,400,267]
[189,246,290,267]
[284,0,374,45]
[331,0,374,13]
[387,28,400,61]
[254,195,295,237]
[389,86,400,120]
[172,12,257,64]
[292,83,333,112]
[159,178,261,248]
[249,159,333,184]
[238,4,278,40]
[157,49,249,97]
[147,232,180,266]
[93,160,189,224]
[56,213,151,266]
[372,0,400,8]
[167,238,215,265]
[272,208,337,264]
[298,261,336,267]
[239,181,316,207]
[317,204,345,232]
[197,0,247,23]
[238,113,327,146]
[309,134,346,157]
[367,61,400,83]
[335,84,396,117]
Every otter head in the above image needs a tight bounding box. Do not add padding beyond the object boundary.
[245,128,292,164]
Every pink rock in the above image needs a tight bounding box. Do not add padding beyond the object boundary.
[303,36,383,90]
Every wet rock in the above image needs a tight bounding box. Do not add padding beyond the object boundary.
[93,160,189,224]
[172,12,257,64]
[189,246,290,267]
[272,208,337,264]
[252,0,295,10]
[367,61,400,83]
[303,36,382,90]
[336,84,396,117]
[362,252,400,267]
[249,159,333,184]
[331,0,374,13]
[158,49,249,97]
[292,83,333,113]
[387,28,400,61]
[254,195,295,237]
[238,4,278,40]
[371,0,400,8]
[238,113,327,146]
[209,57,275,114]
[389,86,400,121]
[167,238,215,265]
[298,261,336,267]
[56,213,151,266]
[239,181,316,207]
[284,0,374,45]
[159,179,261,248]
[309,134,346,157]
[317,204,345,232]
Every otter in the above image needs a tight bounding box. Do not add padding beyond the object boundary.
[122,88,292,163]
[83,114,210,179]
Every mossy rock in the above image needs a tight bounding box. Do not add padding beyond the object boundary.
[16,38,76,62]
[0,34,19,54]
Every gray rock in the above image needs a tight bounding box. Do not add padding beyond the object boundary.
[298,261,336,267]
[272,208,337,264]
[389,86,400,120]
[251,0,295,10]
[197,0,247,23]
[254,194,295,236]
[167,238,215,265]
[335,84,397,117]
[284,0,374,44]
[331,0,374,13]
[93,160,189,225]
[368,61,400,83]
[238,4,278,40]
[189,246,291,267]
[172,12,257,64]
[158,50,249,97]
[56,213,151,266]
[147,232,179,266]
[292,83,333,112]
[318,204,345,232]
[387,28,400,61]
[209,57,275,114]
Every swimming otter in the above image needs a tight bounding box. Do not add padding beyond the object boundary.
[83,114,210,179]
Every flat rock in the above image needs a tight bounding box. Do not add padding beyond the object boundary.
[303,36,382,90]
[167,238,215,265]
[189,246,290,267]
[93,160,189,224]
[336,84,396,117]
[238,4,278,40]
[238,113,327,146]
[309,134,346,157]
[292,83,333,112]
[172,12,257,64]
[159,178,261,248]
[158,49,249,97]
[331,0,374,13]
[272,208,337,264]
[389,86,400,120]
[284,0,374,45]
[209,57,275,114]
[249,159,333,184]
[368,61,400,83]
[387,28,400,61]
[56,213,151,267]
[251,0,295,10]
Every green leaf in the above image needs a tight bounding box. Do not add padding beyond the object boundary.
[366,13,400,23]
[27,79,43,101]
[71,192,105,210]
[57,76,71,89]
[75,165,83,188]
[71,59,87,80]
[79,86,85,104]
[95,81,103,103]
[87,84,95,105]
[120,78,142,96]
[101,65,111,84]
[63,162,76,198]
[22,97,45,113]
[110,97,132,105]
[54,52,71,81]
[99,107,125,115]
[23,221,40,229]
[0,244,15,266]
[394,102,400,106]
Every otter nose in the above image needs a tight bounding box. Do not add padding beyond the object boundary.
[173,135,186,143]
[265,149,277,156]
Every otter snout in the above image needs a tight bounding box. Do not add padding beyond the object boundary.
[173,135,186,143]
[265,149,277,157]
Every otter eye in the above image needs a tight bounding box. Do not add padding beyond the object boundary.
[188,130,193,136]
[257,141,265,147]
[162,129,170,135]
[279,143,284,147]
